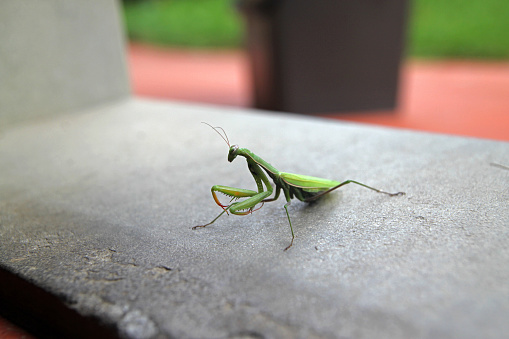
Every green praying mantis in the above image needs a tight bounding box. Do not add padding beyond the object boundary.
[193,123,405,251]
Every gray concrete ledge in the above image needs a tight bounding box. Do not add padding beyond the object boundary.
[1,98,508,338]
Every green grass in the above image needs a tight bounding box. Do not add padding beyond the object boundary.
[408,0,509,59]
[123,0,509,58]
[123,0,243,48]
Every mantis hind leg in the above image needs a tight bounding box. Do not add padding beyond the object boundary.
[304,180,405,202]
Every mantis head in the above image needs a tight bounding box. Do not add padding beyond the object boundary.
[228,145,240,162]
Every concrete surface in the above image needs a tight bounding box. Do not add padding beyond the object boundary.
[0,0,129,128]
[1,98,508,338]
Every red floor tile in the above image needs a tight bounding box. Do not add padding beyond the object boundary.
[128,43,251,107]
[0,316,34,339]
[128,43,509,141]
[327,60,509,141]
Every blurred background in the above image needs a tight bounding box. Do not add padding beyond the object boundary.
[123,0,509,141]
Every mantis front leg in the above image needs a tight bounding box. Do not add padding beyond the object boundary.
[210,185,259,211]
[192,186,268,230]
[192,186,266,229]
[193,160,274,229]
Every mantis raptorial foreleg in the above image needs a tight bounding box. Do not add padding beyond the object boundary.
[193,160,274,229]
[193,186,266,230]
[211,185,258,210]
[228,188,272,215]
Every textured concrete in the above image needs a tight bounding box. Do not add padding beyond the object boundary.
[0,0,129,128]
[1,98,508,338]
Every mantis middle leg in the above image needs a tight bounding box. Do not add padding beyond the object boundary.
[282,187,295,251]
[260,185,296,251]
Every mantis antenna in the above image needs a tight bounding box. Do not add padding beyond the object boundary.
[202,122,230,147]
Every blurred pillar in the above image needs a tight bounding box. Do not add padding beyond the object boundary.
[238,0,409,114]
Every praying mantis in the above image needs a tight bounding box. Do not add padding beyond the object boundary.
[193,123,405,251]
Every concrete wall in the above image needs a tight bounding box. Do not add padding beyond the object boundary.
[0,0,130,128]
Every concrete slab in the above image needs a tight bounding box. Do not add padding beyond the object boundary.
[1,98,508,338]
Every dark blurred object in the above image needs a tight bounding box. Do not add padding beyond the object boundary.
[0,267,118,339]
[238,0,409,113]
